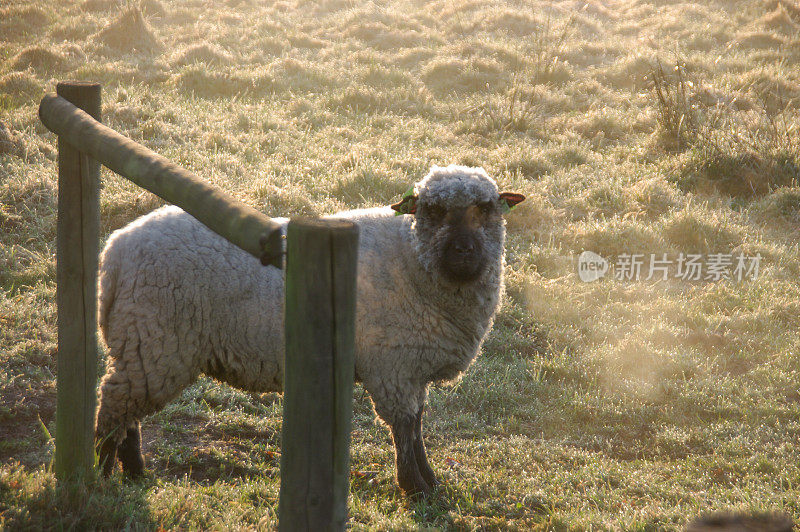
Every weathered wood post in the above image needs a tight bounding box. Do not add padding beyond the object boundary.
[279,219,359,531]
[54,81,101,480]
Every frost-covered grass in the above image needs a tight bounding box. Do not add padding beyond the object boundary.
[1,0,799,529]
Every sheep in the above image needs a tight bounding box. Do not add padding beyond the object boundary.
[94,164,525,496]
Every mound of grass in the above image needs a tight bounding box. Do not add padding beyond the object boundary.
[80,0,114,12]
[8,47,67,73]
[735,31,786,50]
[562,217,666,257]
[661,207,745,254]
[759,4,800,34]
[626,177,684,218]
[0,122,22,157]
[422,57,505,94]
[601,54,654,90]
[751,187,800,225]
[0,72,42,105]
[0,5,49,37]
[93,7,162,53]
[344,22,427,50]
[140,0,166,18]
[483,10,539,36]
[175,66,277,99]
[269,58,339,93]
[171,43,234,67]
[327,85,431,116]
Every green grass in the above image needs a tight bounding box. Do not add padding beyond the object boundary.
[2,0,800,529]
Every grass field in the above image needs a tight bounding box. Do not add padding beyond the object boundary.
[2,0,800,529]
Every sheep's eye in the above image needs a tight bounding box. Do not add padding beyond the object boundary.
[478,201,494,214]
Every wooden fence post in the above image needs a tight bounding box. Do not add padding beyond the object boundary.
[54,81,101,481]
[279,219,359,531]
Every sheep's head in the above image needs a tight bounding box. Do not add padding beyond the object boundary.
[392,165,525,284]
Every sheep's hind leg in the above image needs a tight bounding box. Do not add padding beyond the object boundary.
[414,404,439,488]
[96,340,198,477]
[391,415,431,497]
[117,422,145,477]
[95,364,133,477]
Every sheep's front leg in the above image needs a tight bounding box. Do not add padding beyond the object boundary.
[391,415,431,497]
[414,404,438,488]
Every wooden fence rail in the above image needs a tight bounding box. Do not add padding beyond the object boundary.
[39,81,358,531]
[39,91,284,267]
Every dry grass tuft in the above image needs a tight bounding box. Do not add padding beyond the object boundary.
[651,61,697,151]
[763,0,800,20]
[422,57,505,94]
[0,122,22,157]
[171,43,234,67]
[736,31,786,50]
[0,72,42,104]
[0,5,48,28]
[652,61,800,197]
[80,0,115,12]
[661,207,744,254]
[751,186,800,226]
[93,7,162,53]
[760,3,799,34]
[8,47,67,73]
[140,0,166,18]
[175,66,277,99]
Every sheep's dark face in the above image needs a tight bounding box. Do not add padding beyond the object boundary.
[418,200,500,283]
[391,166,525,285]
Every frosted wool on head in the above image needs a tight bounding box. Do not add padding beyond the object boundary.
[414,165,499,209]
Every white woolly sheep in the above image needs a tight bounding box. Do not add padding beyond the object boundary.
[94,164,525,496]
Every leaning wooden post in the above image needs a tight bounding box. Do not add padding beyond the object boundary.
[279,219,359,531]
[54,81,101,481]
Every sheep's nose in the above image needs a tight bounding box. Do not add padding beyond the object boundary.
[454,238,474,254]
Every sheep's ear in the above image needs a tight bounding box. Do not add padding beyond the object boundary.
[498,192,525,214]
[391,187,418,216]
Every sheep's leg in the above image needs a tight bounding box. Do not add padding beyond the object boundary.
[96,338,198,477]
[95,365,132,477]
[391,415,431,497]
[97,435,118,476]
[116,422,145,477]
[414,404,438,488]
